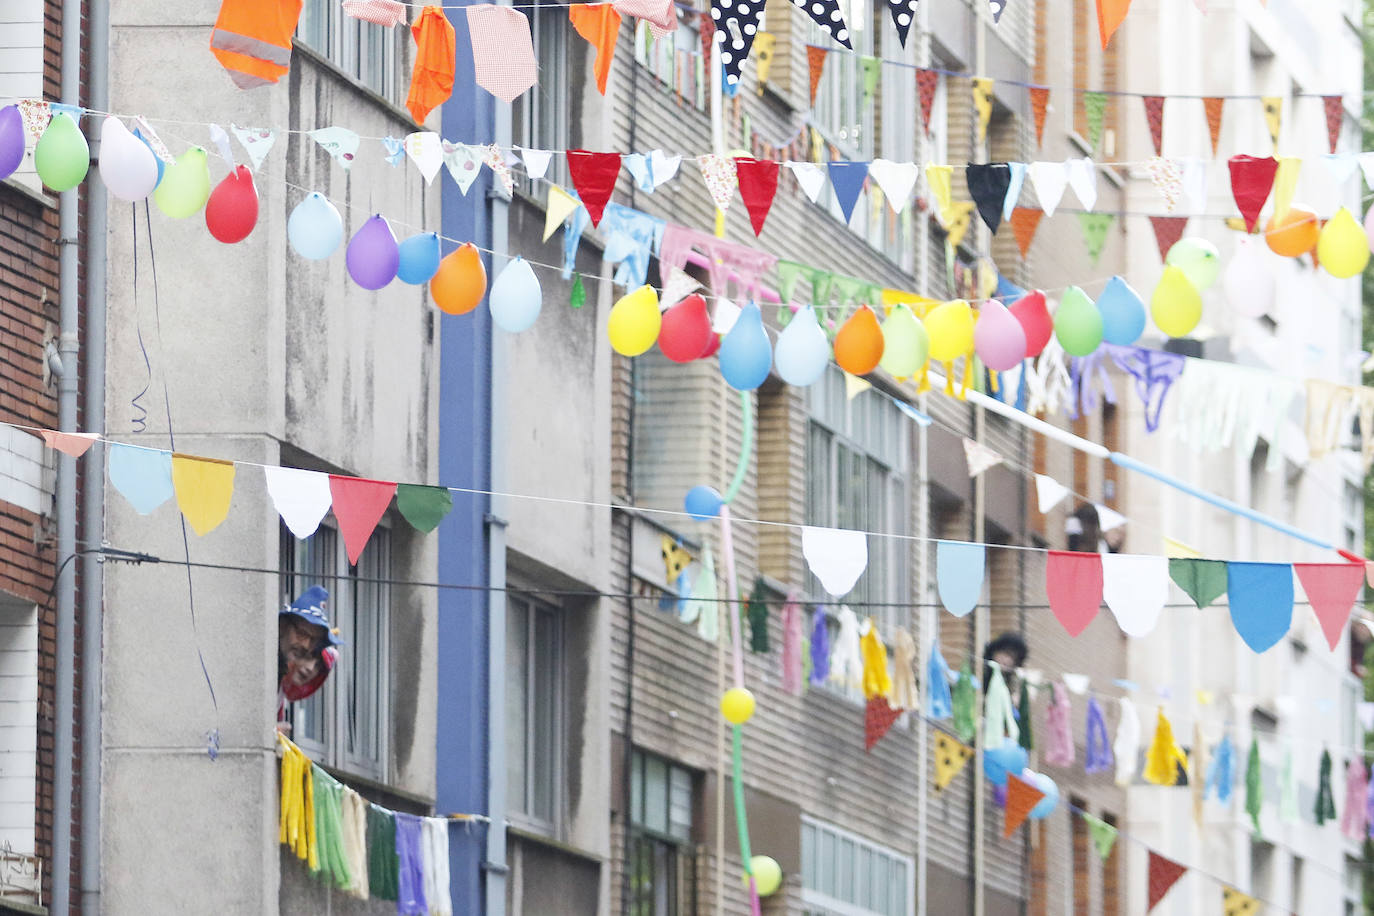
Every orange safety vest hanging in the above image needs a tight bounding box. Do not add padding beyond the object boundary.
[210,0,304,89]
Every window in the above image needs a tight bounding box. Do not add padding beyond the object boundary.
[506,591,564,831]
[513,0,572,189]
[801,816,912,916]
[806,365,911,632]
[633,9,705,111]
[629,750,698,915]
[296,0,403,102]
[0,0,42,193]
[280,522,391,781]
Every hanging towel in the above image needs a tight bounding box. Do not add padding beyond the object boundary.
[983,662,1019,748]
[1142,708,1188,786]
[927,639,953,719]
[406,7,457,124]
[367,804,401,902]
[341,788,370,899]
[395,813,429,915]
[827,605,864,692]
[1191,721,1207,826]
[278,736,318,869]
[952,664,977,744]
[1315,749,1337,825]
[1017,680,1034,752]
[1206,733,1234,803]
[809,606,830,685]
[1084,697,1112,774]
[780,597,804,695]
[889,628,919,711]
[859,620,892,700]
[423,817,453,915]
[1043,683,1074,767]
[311,765,353,889]
[1245,739,1262,835]
[1113,698,1141,787]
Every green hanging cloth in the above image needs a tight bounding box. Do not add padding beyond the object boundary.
[310,765,352,890]
[570,273,586,309]
[366,803,400,901]
[746,578,770,653]
[1082,90,1108,151]
[1245,738,1262,836]
[1315,749,1337,825]
[952,664,977,744]
[1018,680,1034,752]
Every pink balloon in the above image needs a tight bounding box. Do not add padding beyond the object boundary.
[1364,203,1374,255]
[974,299,1028,371]
[1009,290,1053,357]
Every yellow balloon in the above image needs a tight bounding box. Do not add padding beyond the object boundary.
[720,686,755,725]
[1149,266,1202,338]
[152,147,211,219]
[607,285,661,356]
[746,856,783,896]
[924,299,975,363]
[1316,207,1371,279]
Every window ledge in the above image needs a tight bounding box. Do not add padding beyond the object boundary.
[317,761,436,813]
[507,824,605,865]
[291,43,420,129]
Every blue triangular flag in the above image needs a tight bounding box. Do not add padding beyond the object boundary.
[108,444,174,515]
[827,161,869,224]
[1227,562,1294,653]
[937,540,984,618]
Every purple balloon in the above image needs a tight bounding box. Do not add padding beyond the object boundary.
[345,215,399,290]
[0,106,24,182]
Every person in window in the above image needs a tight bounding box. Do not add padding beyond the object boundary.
[276,585,342,732]
[983,631,1028,697]
[1065,503,1125,553]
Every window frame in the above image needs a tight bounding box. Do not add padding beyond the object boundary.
[512,0,573,190]
[632,7,706,112]
[296,0,403,104]
[505,589,567,836]
[800,815,914,916]
[628,749,698,915]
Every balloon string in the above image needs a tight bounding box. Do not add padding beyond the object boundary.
[731,724,762,916]
[719,505,745,688]
[722,390,752,505]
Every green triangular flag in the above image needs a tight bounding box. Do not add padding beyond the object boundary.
[952,664,977,744]
[1082,813,1117,861]
[570,273,586,309]
[746,577,770,653]
[1245,738,1262,837]
[831,274,866,308]
[777,260,804,305]
[1168,558,1228,609]
[1083,91,1108,151]
[1077,212,1114,266]
[860,56,882,110]
[395,484,453,533]
[1018,679,1034,751]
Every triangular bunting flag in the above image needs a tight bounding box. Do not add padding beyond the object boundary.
[570,273,586,309]
[543,185,582,242]
[933,732,975,790]
[1147,851,1187,912]
[40,429,98,457]
[1046,550,1102,637]
[404,131,445,184]
[1030,161,1067,216]
[1228,155,1278,232]
[565,150,621,227]
[443,141,484,194]
[1095,0,1131,48]
[936,540,985,618]
[108,444,174,515]
[1271,155,1299,220]
[988,0,1008,22]
[1102,553,1166,637]
[828,161,869,224]
[786,161,827,203]
[568,3,621,95]
[1163,536,1201,559]
[264,466,334,540]
[1067,157,1097,210]
[1227,561,1293,653]
[328,475,398,566]
[1203,97,1225,156]
[807,47,829,107]
[860,56,882,110]
[926,163,953,222]
[170,454,235,537]
[1293,562,1365,651]
[1029,87,1050,147]
[1004,774,1045,837]
[972,77,994,144]
[887,0,918,45]
[710,0,766,85]
[944,202,977,248]
[1323,95,1344,154]
[735,157,779,236]
[753,33,776,92]
[1001,162,1027,221]
[966,163,1011,233]
[868,159,919,212]
[916,69,940,135]
[1168,557,1227,609]
[520,148,553,180]
[1010,207,1043,257]
[963,437,1002,477]
[1261,96,1282,153]
[864,695,901,751]
[1222,886,1261,916]
[1142,96,1165,155]
[697,154,738,213]
[797,0,851,48]
[1034,473,1068,513]
[844,372,871,400]
[1078,212,1113,265]
[230,125,277,171]
[309,126,361,170]
[1148,216,1187,262]
[1146,157,1183,211]
[395,484,453,533]
[1083,91,1107,151]
[1082,813,1117,860]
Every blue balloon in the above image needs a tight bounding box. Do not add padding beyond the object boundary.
[684,485,724,521]
[718,303,772,391]
[132,127,164,188]
[1024,770,1060,819]
[983,739,1028,787]
[288,192,344,260]
[489,257,543,333]
[396,232,442,285]
[1096,275,1147,346]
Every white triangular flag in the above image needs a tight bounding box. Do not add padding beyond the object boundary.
[308,126,361,170]
[1358,701,1374,731]
[230,124,277,170]
[264,466,334,540]
[1062,673,1091,695]
[867,159,920,213]
[963,438,1002,477]
[444,142,485,194]
[785,161,827,204]
[1034,474,1069,514]
[802,526,868,597]
[1359,152,1374,190]
[208,123,235,168]
[405,131,445,184]
[1323,153,1359,186]
[485,143,514,197]
[648,149,682,188]
[519,147,552,180]
[1095,503,1127,531]
[1030,161,1068,217]
[711,298,741,334]
[659,267,701,309]
[1067,158,1097,211]
[1102,554,1167,637]
[1002,162,1028,221]
[844,373,871,400]
[1181,157,1208,213]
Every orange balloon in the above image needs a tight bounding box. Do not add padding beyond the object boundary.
[1265,206,1319,258]
[430,243,487,315]
[833,305,885,375]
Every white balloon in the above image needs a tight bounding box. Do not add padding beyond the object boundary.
[98,116,159,202]
[1223,235,1276,319]
[287,192,344,260]
[489,257,542,333]
[773,306,831,387]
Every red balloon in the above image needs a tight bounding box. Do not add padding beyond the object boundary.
[1008,290,1053,358]
[698,331,721,359]
[205,165,259,244]
[658,294,714,363]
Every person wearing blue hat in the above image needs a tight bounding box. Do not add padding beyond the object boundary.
[276,585,343,730]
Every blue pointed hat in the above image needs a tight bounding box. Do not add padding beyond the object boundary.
[279,586,343,646]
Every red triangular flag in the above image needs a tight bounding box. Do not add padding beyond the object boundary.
[1046,550,1102,637]
[565,150,621,227]
[916,69,940,136]
[1142,96,1165,155]
[1202,97,1225,156]
[1010,207,1043,258]
[807,46,828,107]
[568,3,622,95]
[40,429,98,458]
[1004,774,1045,838]
[1148,216,1188,262]
[865,696,901,750]
[328,475,397,566]
[1294,562,1366,651]
[1095,0,1132,48]
[735,157,780,237]
[1147,851,1187,911]
[1323,96,1344,154]
[1228,154,1279,232]
[1029,87,1050,147]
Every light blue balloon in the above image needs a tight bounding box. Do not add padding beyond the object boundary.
[489,257,542,333]
[1096,275,1146,346]
[684,485,723,521]
[774,306,830,386]
[396,232,442,285]
[983,739,1028,787]
[718,302,772,391]
[1025,770,1060,819]
[287,192,344,260]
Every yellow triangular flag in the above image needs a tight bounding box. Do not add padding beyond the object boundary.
[925,164,953,225]
[171,453,235,537]
[972,77,995,144]
[1271,156,1300,221]
[934,732,975,791]
[1261,96,1282,153]
[845,372,871,400]
[945,202,977,248]
[542,185,581,243]
[753,33,776,94]
[1163,536,1201,559]
[1222,885,1261,916]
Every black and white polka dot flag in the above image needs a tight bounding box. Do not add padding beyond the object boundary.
[886,0,917,46]
[790,0,853,50]
[988,0,1008,22]
[711,0,767,85]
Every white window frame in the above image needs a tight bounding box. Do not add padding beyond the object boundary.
[628,749,697,914]
[296,0,403,103]
[513,0,572,191]
[801,816,914,916]
[505,589,566,836]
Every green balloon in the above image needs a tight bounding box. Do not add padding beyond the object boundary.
[1165,237,1221,292]
[153,147,211,219]
[1053,286,1103,357]
[878,304,930,378]
[34,112,90,192]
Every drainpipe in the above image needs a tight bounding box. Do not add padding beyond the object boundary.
[79,0,109,904]
[52,0,83,909]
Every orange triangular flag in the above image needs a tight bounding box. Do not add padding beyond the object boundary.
[1004,774,1045,838]
[1147,851,1187,911]
[1010,207,1043,257]
[1029,87,1050,148]
[1095,0,1132,48]
[40,429,98,458]
[569,3,622,95]
[1203,97,1225,156]
[807,46,828,107]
